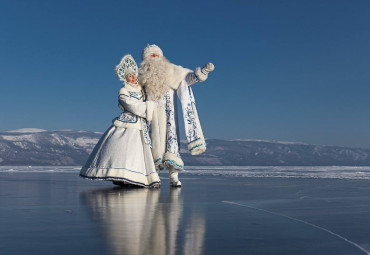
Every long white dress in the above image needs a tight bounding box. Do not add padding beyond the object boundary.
[80,82,160,187]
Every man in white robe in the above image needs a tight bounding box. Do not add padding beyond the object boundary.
[138,44,214,187]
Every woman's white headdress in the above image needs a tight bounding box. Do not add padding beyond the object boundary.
[115,54,138,81]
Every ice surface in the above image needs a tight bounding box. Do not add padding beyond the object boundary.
[183,166,370,179]
[1,172,370,255]
[1,165,370,180]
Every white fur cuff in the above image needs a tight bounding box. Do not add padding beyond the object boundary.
[195,67,208,82]
[188,139,206,155]
[163,152,184,171]
[145,101,157,122]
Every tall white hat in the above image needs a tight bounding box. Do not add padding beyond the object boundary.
[141,44,163,60]
[115,54,138,81]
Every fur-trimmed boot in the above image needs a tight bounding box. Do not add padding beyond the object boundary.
[169,167,182,187]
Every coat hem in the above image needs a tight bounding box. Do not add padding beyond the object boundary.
[80,166,160,187]
[79,174,160,188]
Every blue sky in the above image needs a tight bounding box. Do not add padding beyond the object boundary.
[1,0,370,148]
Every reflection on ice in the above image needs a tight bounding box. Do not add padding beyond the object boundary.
[184,209,206,255]
[81,187,205,255]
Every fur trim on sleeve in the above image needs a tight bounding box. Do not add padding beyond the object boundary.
[163,152,184,171]
[195,67,208,82]
[145,101,157,122]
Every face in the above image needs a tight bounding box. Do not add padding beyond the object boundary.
[126,73,137,83]
[150,53,160,58]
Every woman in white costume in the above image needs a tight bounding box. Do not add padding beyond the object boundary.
[80,54,160,188]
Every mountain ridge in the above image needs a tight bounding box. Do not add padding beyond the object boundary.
[1,129,370,166]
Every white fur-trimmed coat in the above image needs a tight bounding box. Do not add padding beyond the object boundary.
[149,64,207,171]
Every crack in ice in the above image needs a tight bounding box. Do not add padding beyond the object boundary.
[222,200,370,255]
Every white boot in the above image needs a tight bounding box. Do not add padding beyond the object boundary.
[169,168,182,187]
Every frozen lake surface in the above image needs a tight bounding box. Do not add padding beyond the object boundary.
[1,167,370,254]
[2,165,370,179]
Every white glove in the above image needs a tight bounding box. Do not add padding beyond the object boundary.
[195,62,215,82]
[201,62,215,75]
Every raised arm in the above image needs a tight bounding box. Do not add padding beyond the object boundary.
[186,62,215,86]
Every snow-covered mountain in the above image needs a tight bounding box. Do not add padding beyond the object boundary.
[181,139,370,166]
[1,129,370,166]
[0,129,101,166]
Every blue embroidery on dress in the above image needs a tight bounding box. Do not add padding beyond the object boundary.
[184,102,201,143]
[119,91,142,100]
[119,93,130,98]
[142,119,152,147]
[164,91,180,155]
[128,91,143,100]
[118,111,138,123]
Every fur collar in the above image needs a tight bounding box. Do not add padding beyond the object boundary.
[166,64,192,90]
[122,82,141,91]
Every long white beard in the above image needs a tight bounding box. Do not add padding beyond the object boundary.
[138,57,171,100]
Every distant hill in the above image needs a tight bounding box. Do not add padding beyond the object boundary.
[180,139,370,166]
[1,129,370,166]
[0,129,101,166]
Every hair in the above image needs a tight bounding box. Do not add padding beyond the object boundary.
[125,72,135,78]
[138,56,171,100]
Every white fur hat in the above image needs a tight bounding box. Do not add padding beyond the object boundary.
[142,44,163,60]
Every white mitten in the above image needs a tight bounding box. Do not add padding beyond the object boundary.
[201,62,215,74]
[195,62,215,82]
